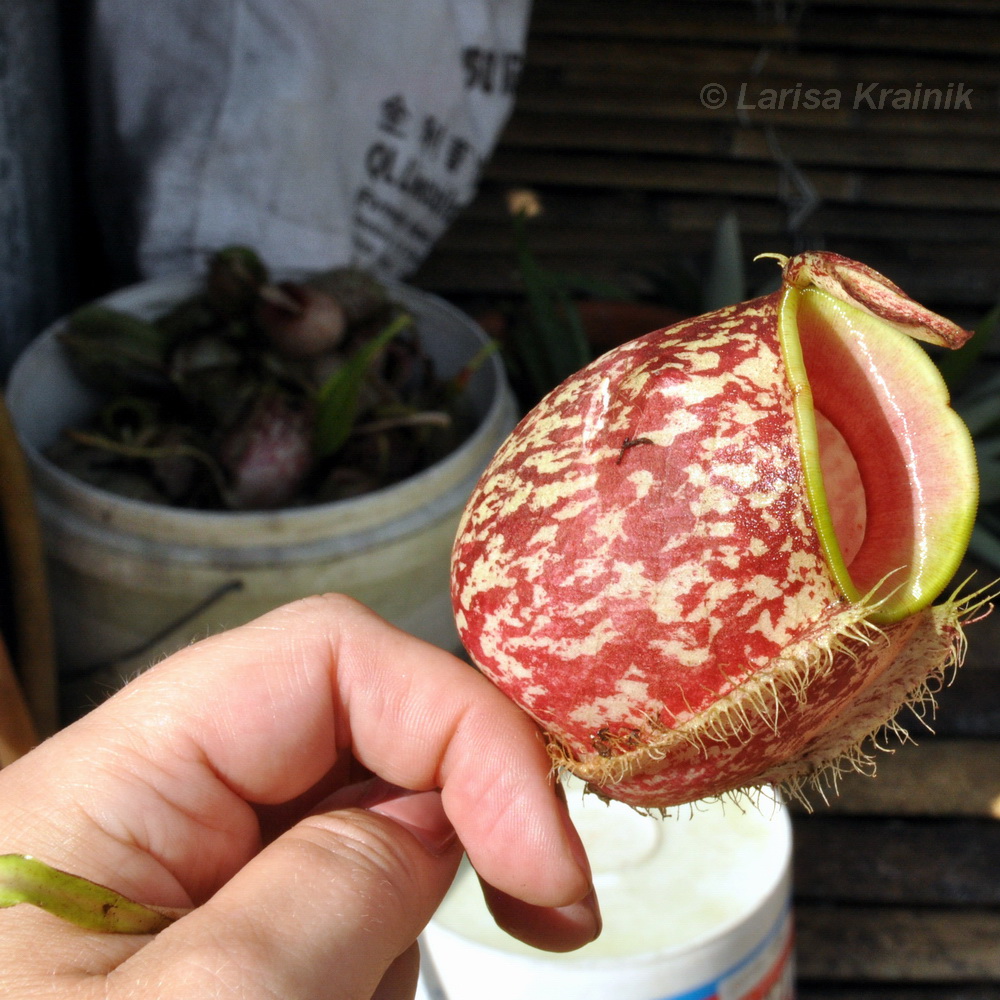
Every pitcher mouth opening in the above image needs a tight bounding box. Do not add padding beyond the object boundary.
[778,284,977,624]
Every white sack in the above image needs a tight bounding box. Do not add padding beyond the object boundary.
[89,0,531,280]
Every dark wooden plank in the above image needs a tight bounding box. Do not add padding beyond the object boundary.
[832,168,1000,211]
[801,9,1000,56]
[792,816,1000,905]
[795,905,1000,981]
[427,1,1000,319]
[514,85,1000,139]
[730,127,1000,173]
[483,147,1000,212]
[426,221,700,258]
[438,191,1000,269]
[500,114,731,159]
[415,246,714,297]
[809,0,1000,9]
[529,1,1000,51]
[668,198,1000,244]
[799,986,1000,1000]
[515,50,1000,132]
[521,37,840,82]
[514,86,857,130]
[523,20,1000,85]
[485,147,774,193]
[527,4,797,47]
[449,185,673,236]
[841,49,1000,88]
[530,46,1000,94]
[931,672,1000,737]
[791,739,1000,818]
[529,1,1000,58]
[419,229,999,308]
[434,194,1000,257]
[499,112,1000,173]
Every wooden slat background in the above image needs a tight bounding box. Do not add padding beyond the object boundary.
[785,555,1000,998]
[415,0,1000,330]
[417,3,1000,994]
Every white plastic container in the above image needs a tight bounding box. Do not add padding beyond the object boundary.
[419,782,794,1000]
[6,275,517,706]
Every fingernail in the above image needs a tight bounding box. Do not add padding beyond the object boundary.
[486,882,603,951]
[546,887,602,945]
[578,886,603,941]
[367,785,459,856]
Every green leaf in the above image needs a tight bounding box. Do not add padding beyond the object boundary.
[60,305,173,392]
[446,339,501,396]
[0,854,176,933]
[314,312,413,457]
[702,211,745,311]
[549,271,634,301]
[510,211,592,401]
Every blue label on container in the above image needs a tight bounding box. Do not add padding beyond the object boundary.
[661,903,795,1000]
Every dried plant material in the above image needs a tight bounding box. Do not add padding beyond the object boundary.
[52,247,483,511]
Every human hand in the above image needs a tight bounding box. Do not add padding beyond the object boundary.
[0,595,599,998]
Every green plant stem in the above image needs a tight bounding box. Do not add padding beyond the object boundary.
[0,855,180,933]
[66,429,230,501]
[447,339,500,394]
[352,411,452,436]
[510,211,591,400]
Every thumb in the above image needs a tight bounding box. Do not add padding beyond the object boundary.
[124,779,461,1000]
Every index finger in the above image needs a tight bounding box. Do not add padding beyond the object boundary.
[13,595,591,910]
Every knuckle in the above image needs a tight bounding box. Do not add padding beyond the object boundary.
[292,810,424,908]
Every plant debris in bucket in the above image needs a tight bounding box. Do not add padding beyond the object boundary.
[47,247,490,510]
